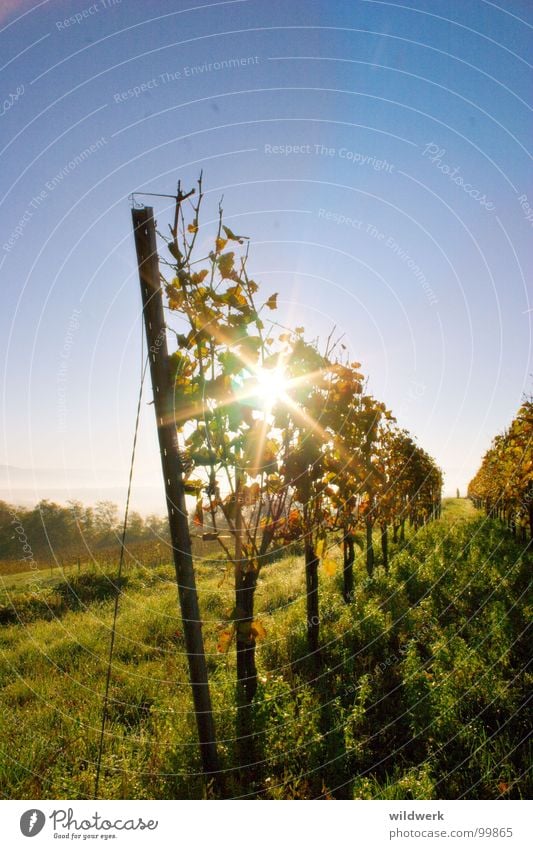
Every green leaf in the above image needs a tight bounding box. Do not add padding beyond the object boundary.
[183,480,203,495]
[235,335,262,362]
[222,225,248,244]
[218,350,242,375]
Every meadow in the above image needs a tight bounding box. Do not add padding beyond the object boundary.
[0,499,530,800]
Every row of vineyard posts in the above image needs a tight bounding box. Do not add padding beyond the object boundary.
[468,399,533,543]
[131,176,443,793]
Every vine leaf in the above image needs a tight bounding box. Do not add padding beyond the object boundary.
[218,252,235,279]
[322,557,337,576]
[250,619,267,640]
[191,269,209,285]
[217,626,234,654]
[222,225,248,244]
[193,498,204,526]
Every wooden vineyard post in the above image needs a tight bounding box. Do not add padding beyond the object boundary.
[131,206,220,783]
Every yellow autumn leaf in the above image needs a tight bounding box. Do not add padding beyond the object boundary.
[183,479,204,495]
[216,627,234,654]
[316,539,326,558]
[218,252,235,279]
[187,220,198,233]
[250,619,267,641]
[215,236,228,252]
[191,269,209,285]
[265,293,278,310]
[322,557,337,576]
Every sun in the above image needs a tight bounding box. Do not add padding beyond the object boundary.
[253,365,290,411]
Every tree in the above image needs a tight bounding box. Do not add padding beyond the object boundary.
[160,178,295,765]
[93,501,119,546]
[275,334,333,661]
[469,398,533,541]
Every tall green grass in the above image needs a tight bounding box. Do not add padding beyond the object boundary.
[0,504,530,799]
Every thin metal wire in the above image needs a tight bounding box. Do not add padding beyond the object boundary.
[129,188,196,208]
[133,191,180,199]
[93,329,149,799]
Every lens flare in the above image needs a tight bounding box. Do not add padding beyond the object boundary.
[254,365,289,410]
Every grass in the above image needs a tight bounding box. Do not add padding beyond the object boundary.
[0,500,530,800]
[440,497,479,522]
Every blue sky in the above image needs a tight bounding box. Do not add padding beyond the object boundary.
[1,0,531,511]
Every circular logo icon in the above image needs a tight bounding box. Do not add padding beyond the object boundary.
[20,810,46,837]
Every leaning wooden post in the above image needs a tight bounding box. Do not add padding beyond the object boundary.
[131,206,220,781]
